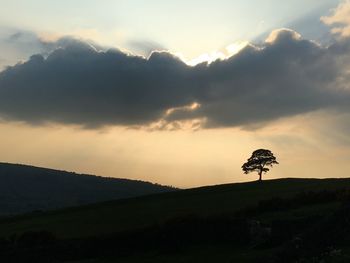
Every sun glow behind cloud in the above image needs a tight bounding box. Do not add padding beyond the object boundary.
[186,40,249,66]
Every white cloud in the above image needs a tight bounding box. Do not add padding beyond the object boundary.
[265,28,302,43]
[321,0,350,38]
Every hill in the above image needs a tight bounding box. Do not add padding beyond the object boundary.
[0,162,174,215]
[1,177,349,238]
[2,177,350,262]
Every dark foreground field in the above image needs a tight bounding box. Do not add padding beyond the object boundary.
[2,178,350,262]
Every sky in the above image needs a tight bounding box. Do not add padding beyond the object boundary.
[0,0,349,188]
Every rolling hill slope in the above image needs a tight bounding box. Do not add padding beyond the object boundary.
[2,177,350,262]
[0,162,174,215]
[1,177,350,239]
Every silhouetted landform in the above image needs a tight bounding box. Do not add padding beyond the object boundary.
[1,178,350,262]
[0,162,175,215]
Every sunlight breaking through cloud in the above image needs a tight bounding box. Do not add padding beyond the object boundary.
[186,41,249,66]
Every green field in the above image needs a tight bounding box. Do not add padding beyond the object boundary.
[1,177,350,239]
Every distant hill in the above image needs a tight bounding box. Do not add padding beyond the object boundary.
[0,162,175,215]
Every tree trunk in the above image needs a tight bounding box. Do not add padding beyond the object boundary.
[258,170,262,182]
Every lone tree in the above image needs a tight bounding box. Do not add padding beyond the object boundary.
[242,149,278,181]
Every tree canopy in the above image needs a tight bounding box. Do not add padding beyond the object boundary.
[242,149,278,181]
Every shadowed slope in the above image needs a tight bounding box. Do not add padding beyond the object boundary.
[1,177,350,239]
[0,162,174,215]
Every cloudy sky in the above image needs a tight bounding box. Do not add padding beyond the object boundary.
[0,0,349,187]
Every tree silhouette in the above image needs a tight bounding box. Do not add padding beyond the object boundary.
[242,149,278,181]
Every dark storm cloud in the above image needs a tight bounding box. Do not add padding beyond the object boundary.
[0,29,349,129]
[3,30,106,56]
[0,27,106,69]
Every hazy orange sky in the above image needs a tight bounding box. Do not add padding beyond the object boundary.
[0,1,350,188]
[0,110,349,188]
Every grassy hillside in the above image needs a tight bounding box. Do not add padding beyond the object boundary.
[1,177,350,239]
[2,177,350,262]
[0,162,174,215]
